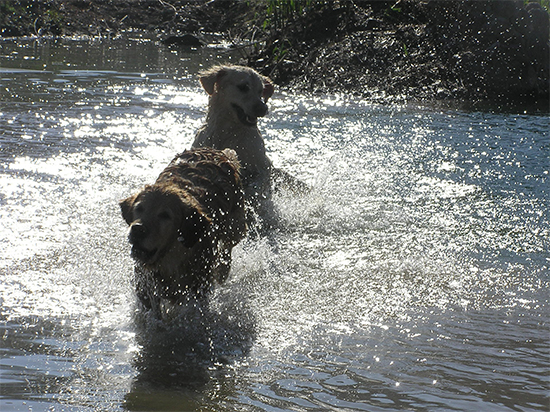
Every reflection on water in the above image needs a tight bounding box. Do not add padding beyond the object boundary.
[126,289,256,411]
[1,35,549,411]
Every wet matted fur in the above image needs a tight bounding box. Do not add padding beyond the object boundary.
[120,148,246,312]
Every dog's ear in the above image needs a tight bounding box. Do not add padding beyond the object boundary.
[120,194,138,225]
[262,76,274,101]
[199,67,227,96]
[178,207,211,248]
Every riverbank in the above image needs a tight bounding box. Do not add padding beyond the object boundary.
[1,0,548,106]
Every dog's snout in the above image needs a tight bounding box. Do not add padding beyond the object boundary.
[129,222,147,243]
[254,101,268,118]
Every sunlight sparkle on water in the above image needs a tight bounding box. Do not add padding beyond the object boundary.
[1,35,548,412]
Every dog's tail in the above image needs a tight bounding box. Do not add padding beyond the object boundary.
[271,167,310,195]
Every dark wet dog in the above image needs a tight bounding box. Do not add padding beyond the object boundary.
[120,148,246,313]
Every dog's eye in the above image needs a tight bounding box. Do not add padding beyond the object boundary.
[158,211,172,220]
[237,83,250,93]
[134,204,144,214]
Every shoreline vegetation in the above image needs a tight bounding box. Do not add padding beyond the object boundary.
[1,0,548,107]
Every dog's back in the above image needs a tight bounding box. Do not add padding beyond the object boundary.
[159,148,246,246]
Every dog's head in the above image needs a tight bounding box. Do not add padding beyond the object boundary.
[120,185,211,266]
[200,65,274,127]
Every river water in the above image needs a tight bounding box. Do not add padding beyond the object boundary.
[0,34,548,411]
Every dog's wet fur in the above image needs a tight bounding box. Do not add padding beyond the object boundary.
[120,148,246,314]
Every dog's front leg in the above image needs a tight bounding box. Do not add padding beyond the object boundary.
[133,264,162,316]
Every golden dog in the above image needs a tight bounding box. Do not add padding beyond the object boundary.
[120,148,246,312]
[192,65,307,209]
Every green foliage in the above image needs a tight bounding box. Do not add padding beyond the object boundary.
[254,0,331,67]
[524,0,550,13]
[0,1,21,17]
[0,0,63,36]
[263,0,314,30]
[272,38,291,62]
[45,8,62,26]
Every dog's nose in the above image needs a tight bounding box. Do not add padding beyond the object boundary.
[254,101,268,117]
[129,222,147,243]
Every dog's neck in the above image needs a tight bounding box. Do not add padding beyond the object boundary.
[148,243,190,277]
[149,242,209,293]
[193,98,274,196]
[196,110,271,169]
[202,111,259,144]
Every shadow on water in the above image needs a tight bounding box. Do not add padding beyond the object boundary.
[124,289,256,411]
